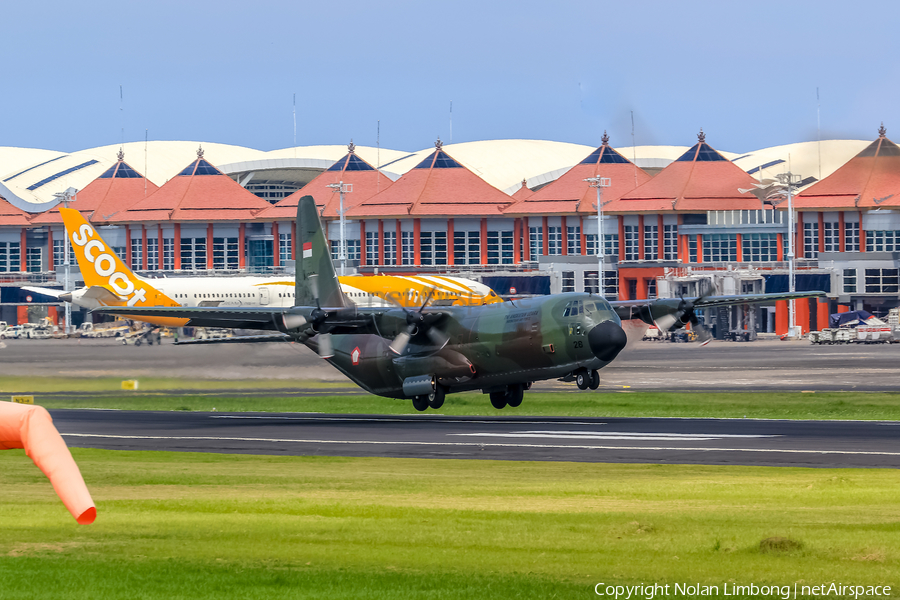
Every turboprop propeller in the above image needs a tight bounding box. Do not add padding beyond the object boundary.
[653,281,714,346]
[297,274,357,359]
[389,288,449,355]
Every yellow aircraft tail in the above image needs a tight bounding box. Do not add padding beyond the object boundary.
[60,208,185,325]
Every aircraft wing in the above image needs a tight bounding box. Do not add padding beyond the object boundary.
[96,306,300,330]
[611,290,827,331]
[95,305,381,333]
[690,291,825,309]
[609,290,824,310]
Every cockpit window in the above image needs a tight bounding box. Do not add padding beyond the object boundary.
[563,300,583,317]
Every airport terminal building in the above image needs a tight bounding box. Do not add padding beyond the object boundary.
[1,128,898,337]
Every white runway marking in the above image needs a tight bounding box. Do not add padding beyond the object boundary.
[452,431,779,442]
[210,416,609,426]
[59,433,900,457]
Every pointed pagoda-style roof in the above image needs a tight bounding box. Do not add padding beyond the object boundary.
[610,129,762,212]
[116,146,271,222]
[504,132,652,216]
[795,124,900,209]
[345,139,512,218]
[259,141,394,221]
[510,178,533,202]
[0,196,32,227]
[30,149,159,225]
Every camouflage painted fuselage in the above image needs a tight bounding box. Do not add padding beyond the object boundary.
[309,292,622,399]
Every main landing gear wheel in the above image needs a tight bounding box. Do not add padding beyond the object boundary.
[489,391,507,409]
[576,371,589,390]
[427,385,446,409]
[412,396,429,412]
[589,370,600,390]
[506,385,524,408]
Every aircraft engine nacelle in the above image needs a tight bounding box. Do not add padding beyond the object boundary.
[393,349,476,381]
[402,375,435,397]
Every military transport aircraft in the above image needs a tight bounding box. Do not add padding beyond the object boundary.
[98,196,824,411]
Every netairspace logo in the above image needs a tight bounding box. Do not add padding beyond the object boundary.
[594,582,892,599]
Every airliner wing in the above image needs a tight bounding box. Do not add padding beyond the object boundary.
[96,305,381,332]
[97,306,294,330]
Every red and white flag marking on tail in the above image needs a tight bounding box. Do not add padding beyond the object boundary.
[302,242,312,258]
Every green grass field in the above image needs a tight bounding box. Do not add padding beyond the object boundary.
[8,386,900,421]
[1,449,898,599]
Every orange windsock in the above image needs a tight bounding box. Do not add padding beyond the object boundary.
[0,402,96,524]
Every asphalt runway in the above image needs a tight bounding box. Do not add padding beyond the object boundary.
[6,337,900,468]
[53,409,900,468]
[3,336,900,391]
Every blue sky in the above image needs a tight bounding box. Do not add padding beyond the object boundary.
[3,0,897,154]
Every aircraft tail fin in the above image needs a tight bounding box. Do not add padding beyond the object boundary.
[59,208,179,308]
[295,195,345,307]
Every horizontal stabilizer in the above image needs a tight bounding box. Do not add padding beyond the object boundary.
[82,286,127,305]
[21,286,65,300]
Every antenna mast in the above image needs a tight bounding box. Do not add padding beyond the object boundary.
[631,110,638,187]
[119,85,124,148]
[816,87,822,180]
[449,101,453,144]
[376,120,381,194]
[293,93,297,156]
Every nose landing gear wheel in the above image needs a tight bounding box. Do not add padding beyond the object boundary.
[576,371,589,390]
[489,391,507,409]
[589,370,600,390]
[412,396,429,411]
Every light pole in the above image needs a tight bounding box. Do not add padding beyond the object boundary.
[776,172,802,337]
[53,187,77,335]
[325,181,352,275]
[584,176,612,297]
[739,174,802,337]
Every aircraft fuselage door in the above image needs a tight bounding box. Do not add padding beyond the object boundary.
[259,287,270,306]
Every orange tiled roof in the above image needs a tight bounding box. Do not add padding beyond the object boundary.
[504,133,652,216]
[30,155,159,225]
[510,179,533,202]
[116,151,270,223]
[795,126,900,210]
[0,197,31,226]
[345,142,513,219]
[259,144,394,221]
[611,130,763,213]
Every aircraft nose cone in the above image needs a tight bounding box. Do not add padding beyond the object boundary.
[588,321,627,363]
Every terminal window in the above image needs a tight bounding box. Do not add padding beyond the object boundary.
[0,241,21,272]
[547,226,562,256]
[843,269,857,293]
[566,226,581,256]
[844,221,860,251]
[865,268,899,294]
[528,227,542,259]
[624,225,639,260]
[663,225,678,260]
[702,234,737,262]
[643,224,658,259]
[420,231,447,265]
